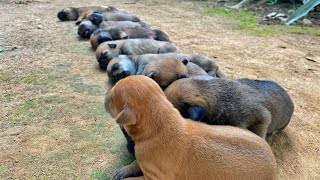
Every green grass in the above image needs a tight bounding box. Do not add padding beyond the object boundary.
[202,7,320,36]
[8,95,67,125]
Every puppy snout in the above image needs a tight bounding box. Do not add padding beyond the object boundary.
[90,13,103,25]
[178,74,189,79]
[98,32,113,44]
[57,11,67,21]
[112,71,131,84]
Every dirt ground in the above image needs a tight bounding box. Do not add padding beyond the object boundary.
[1,0,320,179]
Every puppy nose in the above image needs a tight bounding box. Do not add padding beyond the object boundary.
[178,74,189,79]
[98,32,113,44]
[57,12,67,21]
[90,13,103,25]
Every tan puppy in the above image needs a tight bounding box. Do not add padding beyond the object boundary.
[90,27,169,49]
[105,75,277,180]
[57,6,117,24]
[96,39,178,70]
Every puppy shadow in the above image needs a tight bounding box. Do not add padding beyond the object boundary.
[269,129,301,177]
[77,36,88,42]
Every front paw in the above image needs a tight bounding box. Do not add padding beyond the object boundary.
[113,161,142,180]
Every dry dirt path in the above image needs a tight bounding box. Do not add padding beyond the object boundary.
[0,0,320,179]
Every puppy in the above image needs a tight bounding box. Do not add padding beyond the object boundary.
[95,39,179,70]
[105,53,224,77]
[79,20,150,39]
[107,56,205,87]
[57,6,117,25]
[164,77,294,139]
[105,75,277,180]
[106,53,224,84]
[90,27,170,49]
[87,11,140,26]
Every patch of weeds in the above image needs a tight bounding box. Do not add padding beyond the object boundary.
[202,7,320,36]
[0,47,4,53]
[0,165,8,176]
[8,95,67,124]
[47,152,72,164]
[0,72,11,82]
[70,81,104,96]
[89,139,134,180]
[70,45,92,55]
[272,25,320,36]
[202,8,272,36]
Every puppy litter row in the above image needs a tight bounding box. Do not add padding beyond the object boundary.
[58,5,294,180]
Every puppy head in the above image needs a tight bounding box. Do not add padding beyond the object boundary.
[144,58,189,89]
[90,29,113,49]
[164,78,208,120]
[57,8,78,21]
[105,75,165,126]
[78,20,99,38]
[87,12,104,25]
[96,42,121,70]
[107,56,136,85]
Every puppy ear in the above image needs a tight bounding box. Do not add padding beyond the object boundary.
[115,104,136,125]
[182,59,188,65]
[147,71,155,79]
[112,63,119,70]
[108,44,117,49]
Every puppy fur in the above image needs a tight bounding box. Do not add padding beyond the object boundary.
[95,39,179,70]
[86,11,140,25]
[164,77,294,139]
[105,75,277,180]
[85,21,150,44]
[57,6,117,25]
[106,53,224,84]
[90,27,170,49]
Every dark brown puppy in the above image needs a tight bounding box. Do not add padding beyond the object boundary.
[106,75,277,180]
[164,77,294,139]
[106,53,224,84]
[57,6,117,25]
[90,27,170,49]
[95,39,179,70]
[87,11,140,26]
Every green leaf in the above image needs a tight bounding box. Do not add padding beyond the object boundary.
[285,0,320,25]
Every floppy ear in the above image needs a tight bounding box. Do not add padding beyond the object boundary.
[147,71,155,79]
[182,59,188,65]
[108,43,117,49]
[115,104,136,125]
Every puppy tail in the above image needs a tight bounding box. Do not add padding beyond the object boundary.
[153,29,170,42]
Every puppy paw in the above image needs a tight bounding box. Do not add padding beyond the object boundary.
[113,161,142,180]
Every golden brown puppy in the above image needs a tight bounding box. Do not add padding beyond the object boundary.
[90,27,169,49]
[105,75,277,180]
[57,6,117,25]
[141,58,208,88]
